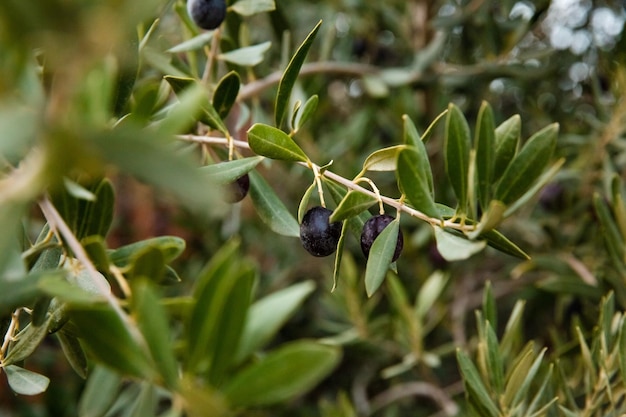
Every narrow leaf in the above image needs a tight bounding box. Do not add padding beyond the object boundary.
[249,170,300,237]
[132,281,179,388]
[218,42,272,67]
[4,365,50,396]
[495,123,558,205]
[248,123,308,162]
[433,227,486,261]
[275,21,322,128]
[69,304,155,380]
[456,349,499,417]
[475,101,496,209]
[213,71,241,119]
[494,115,521,181]
[57,331,88,379]
[294,95,318,131]
[234,280,316,364]
[78,365,122,417]
[444,103,471,212]
[330,191,378,223]
[361,145,407,173]
[231,0,276,16]
[201,156,264,184]
[365,219,400,297]
[224,341,340,407]
[397,147,440,219]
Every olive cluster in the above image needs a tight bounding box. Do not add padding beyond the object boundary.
[300,206,403,261]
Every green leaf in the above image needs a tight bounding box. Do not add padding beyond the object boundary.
[3,318,52,365]
[444,103,471,212]
[275,21,322,128]
[63,178,96,201]
[332,222,348,292]
[249,170,300,237]
[415,271,448,319]
[494,123,558,205]
[330,191,378,223]
[360,145,407,173]
[218,42,272,67]
[493,115,521,182]
[433,227,487,261]
[397,146,440,219]
[456,349,499,417]
[421,109,448,143]
[594,194,626,273]
[4,365,50,396]
[89,126,223,214]
[365,218,400,297]
[185,240,255,384]
[201,156,264,184]
[475,101,496,209]
[57,330,88,379]
[298,182,318,223]
[0,273,47,316]
[503,158,565,217]
[482,281,497,330]
[80,178,115,239]
[109,236,186,268]
[206,264,255,385]
[69,304,155,380]
[224,341,341,407]
[163,76,229,134]
[213,71,241,119]
[132,281,178,388]
[325,179,372,238]
[166,32,214,53]
[157,82,210,136]
[294,95,318,132]
[402,114,421,147]
[480,228,530,260]
[484,323,504,394]
[234,280,316,364]
[248,123,308,162]
[78,365,122,417]
[231,0,276,16]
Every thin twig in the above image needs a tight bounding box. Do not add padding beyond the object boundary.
[368,381,459,416]
[178,134,474,233]
[38,197,130,324]
[238,61,380,101]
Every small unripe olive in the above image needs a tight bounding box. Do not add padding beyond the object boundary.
[300,206,342,257]
[360,214,404,261]
[187,0,227,31]
[225,173,250,203]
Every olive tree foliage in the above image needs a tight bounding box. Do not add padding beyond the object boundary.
[0,0,626,416]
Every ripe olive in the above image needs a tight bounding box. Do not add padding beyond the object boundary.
[300,206,342,257]
[187,0,227,31]
[225,173,250,203]
[360,214,404,261]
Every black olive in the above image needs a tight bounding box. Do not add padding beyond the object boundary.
[300,206,342,257]
[225,173,250,203]
[187,0,227,31]
[360,214,403,261]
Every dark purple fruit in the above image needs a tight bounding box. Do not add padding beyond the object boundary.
[187,0,227,30]
[360,214,403,261]
[225,173,250,203]
[300,206,342,257]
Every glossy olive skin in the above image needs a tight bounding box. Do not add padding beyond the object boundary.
[187,0,227,30]
[225,173,250,203]
[300,206,342,257]
[360,214,404,261]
